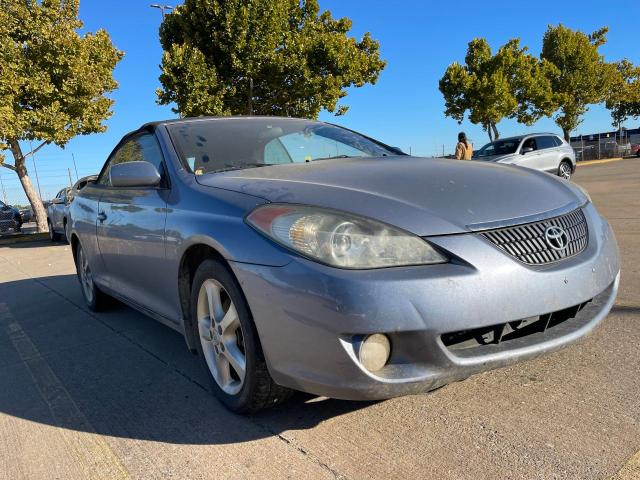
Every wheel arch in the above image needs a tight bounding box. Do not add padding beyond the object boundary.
[178,243,235,353]
[560,157,575,172]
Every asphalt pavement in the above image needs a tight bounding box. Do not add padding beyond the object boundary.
[0,158,638,480]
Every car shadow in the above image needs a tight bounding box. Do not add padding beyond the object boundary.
[0,271,374,445]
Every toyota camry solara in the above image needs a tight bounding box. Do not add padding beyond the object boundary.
[70,117,620,412]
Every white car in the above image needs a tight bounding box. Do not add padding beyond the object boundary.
[474,133,576,179]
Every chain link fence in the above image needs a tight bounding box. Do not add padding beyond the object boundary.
[570,129,640,162]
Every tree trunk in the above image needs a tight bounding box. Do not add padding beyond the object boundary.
[486,123,493,142]
[491,122,500,140]
[562,128,570,142]
[8,140,48,232]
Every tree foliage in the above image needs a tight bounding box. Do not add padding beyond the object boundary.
[605,59,640,128]
[0,0,121,230]
[439,38,555,141]
[157,0,386,118]
[541,25,611,140]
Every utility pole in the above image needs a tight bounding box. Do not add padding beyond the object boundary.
[68,168,74,187]
[28,140,43,200]
[71,153,79,181]
[150,4,173,19]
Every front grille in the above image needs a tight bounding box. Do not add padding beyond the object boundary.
[482,208,588,265]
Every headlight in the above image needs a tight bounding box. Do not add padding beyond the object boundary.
[246,204,447,269]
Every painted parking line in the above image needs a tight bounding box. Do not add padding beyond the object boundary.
[610,449,640,479]
[1,304,130,480]
[579,157,624,166]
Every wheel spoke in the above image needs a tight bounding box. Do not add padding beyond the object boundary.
[198,316,212,341]
[219,303,239,334]
[204,281,224,322]
[215,356,233,388]
[223,342,246,382]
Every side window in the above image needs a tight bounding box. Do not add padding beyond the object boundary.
[522,138,537,151]
[536,136,557,150]
[98,133,165,186]
[552,136,564,147]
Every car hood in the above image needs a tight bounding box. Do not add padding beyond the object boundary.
[196,156,583,236]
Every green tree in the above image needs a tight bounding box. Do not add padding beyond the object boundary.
[0,0,122,231]
[605,59,640,128]
[541,25,611,141]
[439,38,555,141]
[157,0,386,118]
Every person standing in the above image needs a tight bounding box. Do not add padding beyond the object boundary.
[455,132,473,160]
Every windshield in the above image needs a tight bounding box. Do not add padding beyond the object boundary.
[475,138,521,158]
[166,118,397,174]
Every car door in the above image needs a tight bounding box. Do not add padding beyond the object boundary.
[535,135,561,172]
[95,132,174,318]
[516,137,545,171]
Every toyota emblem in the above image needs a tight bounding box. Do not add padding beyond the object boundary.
[544,225,569,250]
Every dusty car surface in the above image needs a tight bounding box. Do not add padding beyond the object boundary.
[474,133,576,179]
[70,117,619,413]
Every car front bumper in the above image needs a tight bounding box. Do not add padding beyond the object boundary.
[230,203,620,400]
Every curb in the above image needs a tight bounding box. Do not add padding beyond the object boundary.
[0,232,50,246]
[578,157,631,167]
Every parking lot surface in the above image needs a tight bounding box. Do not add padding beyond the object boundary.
[1,159,639,480]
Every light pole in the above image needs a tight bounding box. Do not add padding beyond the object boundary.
[150,4,173,19]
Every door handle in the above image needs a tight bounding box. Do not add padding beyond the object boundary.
[97,211,107,223]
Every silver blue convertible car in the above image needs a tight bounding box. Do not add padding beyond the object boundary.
[70,117,620,412]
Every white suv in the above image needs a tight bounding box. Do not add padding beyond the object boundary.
[474,133,576,179]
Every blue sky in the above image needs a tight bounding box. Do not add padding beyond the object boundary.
[1,0,639,204]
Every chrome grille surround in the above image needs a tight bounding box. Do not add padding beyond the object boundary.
[482,208,588,265]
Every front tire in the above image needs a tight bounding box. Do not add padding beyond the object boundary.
[190,258,291,413]
[63,219,70,243]
[558,160,572,180]
[75,242,110,311]
[48,220,60,242]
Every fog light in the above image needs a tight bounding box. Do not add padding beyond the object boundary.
[358,334,391,372]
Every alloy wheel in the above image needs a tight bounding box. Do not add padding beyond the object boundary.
[78,247,94,304]
[559,162,572,180]
[197,279,246,395]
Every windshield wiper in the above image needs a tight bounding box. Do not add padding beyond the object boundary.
[209,163,278,173]
[310,155,359,162]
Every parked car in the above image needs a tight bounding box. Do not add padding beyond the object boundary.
[19,208,33,224]
[46,187,70,241]
[70,117,619,413]
[47,175,98,241]
[474,133,576,179]
[0,200,23,233]
[631,144,640,157]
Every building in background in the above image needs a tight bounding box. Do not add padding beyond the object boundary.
[570,127,640,161]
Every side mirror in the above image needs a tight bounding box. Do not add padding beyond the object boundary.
[521,147,534,155]
[52,197,64,205]
[109,161,161,188]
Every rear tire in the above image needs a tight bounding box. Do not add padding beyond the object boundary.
[48,220,60,242]
[75,242,110,311]
[63,219,70,243]
[558,160,572,180]
[190,258,291,413]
